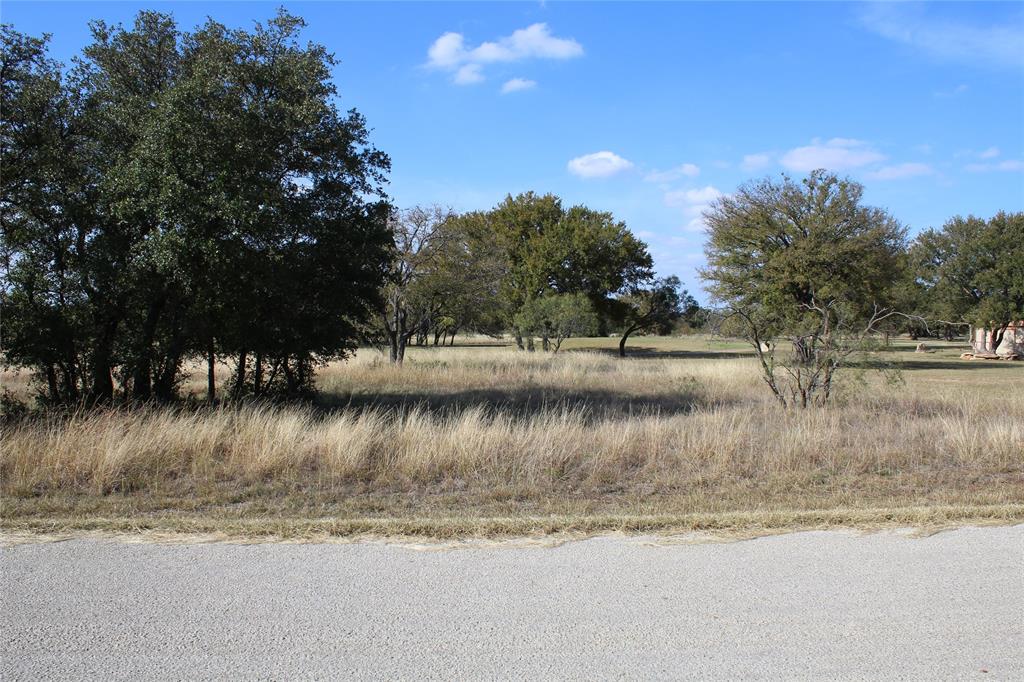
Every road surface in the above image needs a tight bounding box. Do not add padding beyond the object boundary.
[2,525,1022,680]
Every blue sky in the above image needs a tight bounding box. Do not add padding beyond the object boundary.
[4,1,1023,299]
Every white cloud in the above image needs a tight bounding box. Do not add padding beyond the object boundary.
[965,159,1024,173]
[567,151,634,178]
[644,163,700,182]
[454,64,485,85]
[426,23,583,85]
[740,153,772,172]
[427,32,467,69]
[470,23,584,63]
[978,146,1000,159]
[780,138,886,172]
[665,186,723,207]
[664,186,725,232]
[865,163,935,180]
[501,78,536,94]
[859,4,1024,69]
[825,137,864,148]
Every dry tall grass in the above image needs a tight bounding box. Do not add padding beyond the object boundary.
[3,396,1021,498]
[3,343,1022,530]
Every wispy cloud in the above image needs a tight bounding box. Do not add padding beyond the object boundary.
[567,151,634,179]
[740,153,772,172]
[454,64,484,85]
[427,23,583,85]
[664,186,724,232]
[964,159,1023,173]
[859,4,1024,69]
[780,138,886,173]
[865,162,934,181]
[644,163,700,183]
[501,78,537,94]
[978,146,1000,159]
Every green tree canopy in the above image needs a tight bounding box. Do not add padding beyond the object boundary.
[1,11,391,403]
[910,212,1024,350]
[701,171,907,407]
[513,293,599,353]
[616,276,698,357]
[488,192,653,345]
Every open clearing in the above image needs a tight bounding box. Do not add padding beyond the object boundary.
[2,525,1022,680]
[2,335,1022,540]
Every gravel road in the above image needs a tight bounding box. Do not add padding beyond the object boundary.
[2,525,1022,680]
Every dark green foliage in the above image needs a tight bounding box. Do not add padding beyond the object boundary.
[513,293,598,353]
[377,193,654,357]
[489,192,653,342]
[702,171,907,407]
[1,13,391,403]
[617,276,699,356]
[910,212,1024,348]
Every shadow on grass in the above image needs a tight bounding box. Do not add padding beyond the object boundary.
[575,346,755,361]
[876,345,966,354]
[851,358,1024,372]
[595,344,1019,373]
[404,342,512,350]
[315,385,715,420]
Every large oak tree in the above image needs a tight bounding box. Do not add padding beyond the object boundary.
[702,171,906,407]
[1,12,391,403]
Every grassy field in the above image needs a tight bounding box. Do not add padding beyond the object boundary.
[2,334,1023,541]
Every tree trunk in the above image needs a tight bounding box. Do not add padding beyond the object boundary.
[131,358,152,402]
[387,328,399,363]
[396,333,409,365]
[87,315,120,404]
[992,325,1008,353]
[387,306,408,365]
[59,360,79,403]
[153,319,186,402]
[154,348,183,403]
[45,364,59,403]
[514,330,525,350]
[130,294,166,402]
[449,328,458,346]
[88,348,115,404]
[619,325,639,357]
[207,342,216,403]
[234,350,248,399]
[283,359,297,394]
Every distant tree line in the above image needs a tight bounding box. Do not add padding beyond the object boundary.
[374,193,701,364]
[903,212,1023,349]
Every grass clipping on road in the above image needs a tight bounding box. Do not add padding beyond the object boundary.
[3,341,1023,541]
